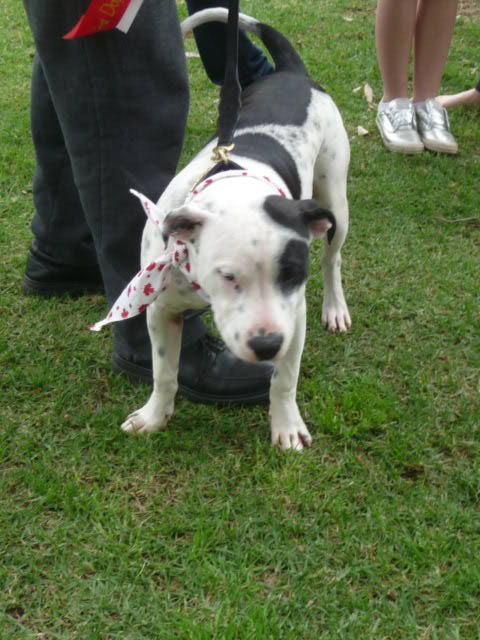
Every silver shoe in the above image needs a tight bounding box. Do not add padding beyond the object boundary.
[376,100,424,154]
[415,99,458,154]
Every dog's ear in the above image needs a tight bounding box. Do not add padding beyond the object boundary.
[163,205,212,243]
[298,200,336,243]
[264,195,336,244]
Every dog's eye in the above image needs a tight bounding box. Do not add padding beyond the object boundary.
[222,273,235,282]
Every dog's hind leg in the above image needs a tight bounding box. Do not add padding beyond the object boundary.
[313,131,351,333]
[121,303,182,434]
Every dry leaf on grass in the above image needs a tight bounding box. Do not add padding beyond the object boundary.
[364,83,374,108]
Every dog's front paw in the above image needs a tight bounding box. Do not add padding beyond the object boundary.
[270,403,312,451]
[322,297,351,333]
[121,397,173,435]
[271,423,312,451]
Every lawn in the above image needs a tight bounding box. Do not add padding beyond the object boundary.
[1,1,479,638]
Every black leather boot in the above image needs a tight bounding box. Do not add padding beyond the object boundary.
[22,245,104,297]
[112,333,273,405]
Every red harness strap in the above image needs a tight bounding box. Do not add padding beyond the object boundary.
[63,0,144,40]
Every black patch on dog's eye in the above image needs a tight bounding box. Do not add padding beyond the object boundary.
[277,239,309,294]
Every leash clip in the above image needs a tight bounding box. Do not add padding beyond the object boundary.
[211,143,235,164]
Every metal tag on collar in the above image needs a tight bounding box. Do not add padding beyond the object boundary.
[211,143,235,164]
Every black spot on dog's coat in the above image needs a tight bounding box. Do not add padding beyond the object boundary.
[277,239,309,294]
[232,133,301,200]
[237,72,318,129]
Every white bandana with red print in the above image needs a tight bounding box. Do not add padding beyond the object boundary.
[90,170,286,332]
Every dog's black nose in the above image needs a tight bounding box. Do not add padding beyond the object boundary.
[248,333,284,361]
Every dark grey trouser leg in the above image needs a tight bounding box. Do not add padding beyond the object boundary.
[23,0,205,363]
[30,54,98,270]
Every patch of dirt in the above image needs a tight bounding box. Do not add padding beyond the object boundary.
[458,0,480,21]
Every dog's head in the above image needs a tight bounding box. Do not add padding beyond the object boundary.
[163,190,335,364]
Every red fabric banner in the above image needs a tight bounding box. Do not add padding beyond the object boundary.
[63,0,134,40]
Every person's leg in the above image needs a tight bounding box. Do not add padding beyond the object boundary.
[412,0,459,153]
[375,0,418,101]
[22,0,191,364]
[413,0,458,101]
[23,54,103,296]
[375,0,424,153]
[185,0,273,88]
[437,78,480,109]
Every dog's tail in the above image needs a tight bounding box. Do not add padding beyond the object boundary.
[181,8,308,76]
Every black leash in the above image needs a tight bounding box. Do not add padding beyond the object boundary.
[210,0,242,168]
[191,0,244,188]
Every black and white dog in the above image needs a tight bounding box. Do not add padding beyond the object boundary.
[113,9,351,450]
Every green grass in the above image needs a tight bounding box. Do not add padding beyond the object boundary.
[1,1,480,638]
